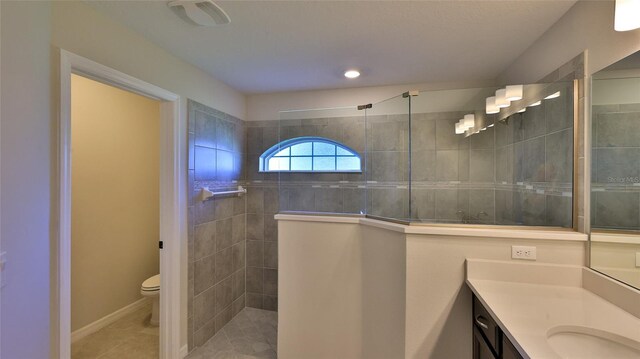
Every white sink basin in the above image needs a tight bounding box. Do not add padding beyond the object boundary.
[547,326,640,359]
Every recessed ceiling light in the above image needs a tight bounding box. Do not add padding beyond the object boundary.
[544,91,561,100]
[344,70,360,79]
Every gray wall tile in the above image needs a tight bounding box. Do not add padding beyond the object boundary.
[194,221,216,261]
[545,129,573,183]
[594,192,640,228]
[264,241,278,269]
[215,276,233,314]
[247,240,264,267]
[246,267,264,293]
[469,149,495,183]
[246,214,264,240]
[436,150,459,181]
[194,255,216,295]
[215,217,233,251]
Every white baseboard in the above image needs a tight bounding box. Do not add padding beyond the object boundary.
[179,345,189,358]
[71,297,150,343]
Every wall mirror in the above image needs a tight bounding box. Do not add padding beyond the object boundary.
[590,50,640,290]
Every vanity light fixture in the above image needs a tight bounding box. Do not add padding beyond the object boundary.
[544,91,561,100]
[344,70,360,79]
[462,114,475,129]
[615,0,640,31]
[505,85,523,101]
[528,100,541,107]
[487,123,494,128]
[517,108,526,113]
[495,88,510,108]
[455,122,466,135]
[486,97,499,114]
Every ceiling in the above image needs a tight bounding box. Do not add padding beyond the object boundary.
[88,1,576,94]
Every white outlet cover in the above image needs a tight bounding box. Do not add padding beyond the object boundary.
[511,245,537,260]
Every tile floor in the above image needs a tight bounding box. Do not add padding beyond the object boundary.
[71,301,159,359]
[186,308,278,359]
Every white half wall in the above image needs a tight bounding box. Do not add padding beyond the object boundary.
[277,215,586,359]
[277,219,407,359]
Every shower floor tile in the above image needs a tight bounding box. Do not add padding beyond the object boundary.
[187,308,278,359]
[71,301,158,359]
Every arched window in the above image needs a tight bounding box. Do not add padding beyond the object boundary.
[259,137,362,172]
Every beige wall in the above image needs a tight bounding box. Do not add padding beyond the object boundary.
[70,74,160,331]
[1,2,52,358]
[247,79,495,122]
[499,1,640,84]
[1,1,247,356]
[48,3,247,348]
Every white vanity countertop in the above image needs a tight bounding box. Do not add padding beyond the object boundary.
[466,260,640,359]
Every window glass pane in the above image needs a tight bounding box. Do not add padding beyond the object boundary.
[337,156,361,171]
[337,147,353,156]
[313,142,335,156]
[313,157,335,171]
[291,157,312,171]
[291,142,312,156]
[273,147,290,157]
[268,157,289,171]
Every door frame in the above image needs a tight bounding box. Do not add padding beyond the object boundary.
[57,50,185,359]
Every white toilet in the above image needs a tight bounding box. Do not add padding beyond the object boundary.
[141,274,160,326]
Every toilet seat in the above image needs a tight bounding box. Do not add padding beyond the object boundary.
[141,274,160,291]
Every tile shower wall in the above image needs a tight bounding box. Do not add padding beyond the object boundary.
[243,116,367,310]
[188,100,247,350]
[592,103,640,230]
[492,84,574,227]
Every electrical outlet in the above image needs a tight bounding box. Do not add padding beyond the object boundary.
[512,246,536,260]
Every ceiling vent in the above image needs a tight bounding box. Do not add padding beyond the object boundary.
[168,0,230,26]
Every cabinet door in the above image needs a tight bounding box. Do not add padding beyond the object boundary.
[501,334,524,359]
[473,325,498,359]
[473,296,499,350]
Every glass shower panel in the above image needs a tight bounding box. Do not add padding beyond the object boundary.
[501,81,574,228]
[277,106,366,214]
[365,94,411,220]
[409,87,499,223]
[409,82,574,227]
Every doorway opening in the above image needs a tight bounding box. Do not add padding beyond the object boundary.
[69,74,161,358]
[57,50,184,359]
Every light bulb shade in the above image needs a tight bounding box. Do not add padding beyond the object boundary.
[615,0,640,31]
[505,85,523,101]
[455,122,465,134]
[486,96,499,114]
[495,88,510,108]
[544,91,560,100]
[462,114,475,129]
[529,100,541,107]
[517,108,526,113]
